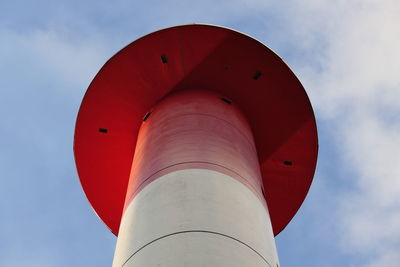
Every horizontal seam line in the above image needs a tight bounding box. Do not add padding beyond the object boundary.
[121,230,272,267]
[126,161,262,206]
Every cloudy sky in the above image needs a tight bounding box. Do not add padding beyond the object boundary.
[1,0,399,266]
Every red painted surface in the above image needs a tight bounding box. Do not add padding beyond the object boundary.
[74,24,318,236]
[125,90,265,211]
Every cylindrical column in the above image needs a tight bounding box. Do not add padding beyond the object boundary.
[112,90,279,267]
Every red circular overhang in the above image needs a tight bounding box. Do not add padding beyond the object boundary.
[74,24,318,236]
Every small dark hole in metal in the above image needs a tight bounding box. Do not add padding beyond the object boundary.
[143,112,152,121]
[221,98,232,104]
[224,66,229,70]
[99,128,108,133]
[161,55,168,64]
[283,161,293,166]
[253,70,262,80]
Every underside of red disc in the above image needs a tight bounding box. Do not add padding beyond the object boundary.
[74,24,318,236]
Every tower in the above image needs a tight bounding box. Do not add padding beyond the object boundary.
[74,24,318,267]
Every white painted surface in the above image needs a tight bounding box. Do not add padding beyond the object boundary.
[112,169,279,267]
[119,232,270,267]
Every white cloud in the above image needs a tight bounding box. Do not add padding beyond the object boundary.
[29,30,107,87]
[283,0,400,265]
[366,248,400,267]
[0,27,111,91]
[0,24,117,267]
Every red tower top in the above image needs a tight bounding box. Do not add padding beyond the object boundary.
[74,24,318,236]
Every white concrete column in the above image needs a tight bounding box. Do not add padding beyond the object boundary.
[112,169,279,267]
[112,90,280,267]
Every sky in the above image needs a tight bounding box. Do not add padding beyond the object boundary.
[1,0,399,266]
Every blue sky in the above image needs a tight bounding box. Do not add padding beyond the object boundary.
[1,0,399,266]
